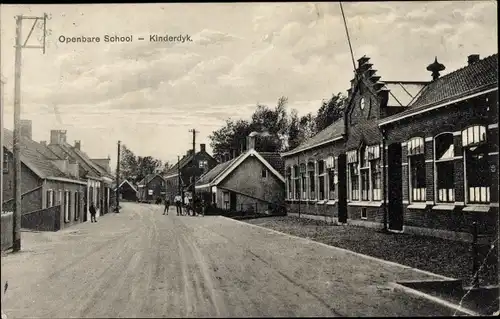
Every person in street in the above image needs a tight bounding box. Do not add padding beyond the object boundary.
[89,201,97,223]
[174,194,182,216]
[163,197,170,215]
[184,195,190,216]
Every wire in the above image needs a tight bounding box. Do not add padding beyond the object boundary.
[339,2,357,76]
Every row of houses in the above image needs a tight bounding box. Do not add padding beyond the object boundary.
[189,53,497,242]
[2,122,115,231]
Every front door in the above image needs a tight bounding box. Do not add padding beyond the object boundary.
[230,191,237,212]
[388,143,404,231]
[337,154,348,223]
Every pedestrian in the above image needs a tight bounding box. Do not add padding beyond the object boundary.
[174,194,182,216]
[89,201,97,223]
[163,198,170,215]
[184,195,190,216]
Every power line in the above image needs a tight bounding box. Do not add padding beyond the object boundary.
[339,2,357,76]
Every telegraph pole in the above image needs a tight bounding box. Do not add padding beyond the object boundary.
[115,140,121,213]
[12,14,48,252]
[189,129,198,201]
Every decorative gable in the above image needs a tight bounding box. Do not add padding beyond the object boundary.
[345,56,387,127]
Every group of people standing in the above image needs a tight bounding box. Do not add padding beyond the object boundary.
[163,194,205,216]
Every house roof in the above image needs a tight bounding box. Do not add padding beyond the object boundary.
[259,152,285,176]
[195,155,241,186]
[47,143,101,179]
[3,128,73,180]
[282,118,345,157]
[165,150,216,176]
[115,179,138,192]
[380,53,498,125]
[137,173,165,187]
[196,149,285,188]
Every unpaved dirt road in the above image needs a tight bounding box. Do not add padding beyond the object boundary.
[2,202,454,318]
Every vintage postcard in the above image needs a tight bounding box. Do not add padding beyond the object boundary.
[0,1,498,317]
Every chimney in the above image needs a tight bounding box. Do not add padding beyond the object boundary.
[20,119,32,140]
[187,149,194,156]
[74,140,81,150]
[247,132,257,150]
[468,54,480,65]
[50,130,67,145]
[200,143,206,153]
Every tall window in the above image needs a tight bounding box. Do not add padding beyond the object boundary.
[286,167,292,199]
[64,191,70,223]
[326,156,336,200]
[96,187,101,209]
[223,191,229,209]
[46,190,53,208]
[435,133,455,203]
[318,161,326,200]
[293,165,300,200]
[74,191,80,221]
[300,164,306,199]
[408,137,426,202]
[347,150,359,201]
[367,145,382,201]
[360,147,370,201]
[462,125,490,204]
[307,162,315,200]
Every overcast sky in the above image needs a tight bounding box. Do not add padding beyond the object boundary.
[1,1,497,168]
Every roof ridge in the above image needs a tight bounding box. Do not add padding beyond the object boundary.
[432,53,497,83]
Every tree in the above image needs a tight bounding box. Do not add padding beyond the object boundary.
[315,92,346,132]
[120,145,138,182]
[135,156,162,183]
[119,145,163,184]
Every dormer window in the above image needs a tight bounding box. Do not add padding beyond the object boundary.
[360,97,365,110]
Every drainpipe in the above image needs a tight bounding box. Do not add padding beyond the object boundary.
[381,127,388,232]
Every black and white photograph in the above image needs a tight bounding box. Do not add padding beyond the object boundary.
[0,1,498,317]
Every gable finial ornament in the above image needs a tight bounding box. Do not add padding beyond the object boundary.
[426,56,446,81]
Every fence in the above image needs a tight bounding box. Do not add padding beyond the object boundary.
[21,205,62,232]
[1,211,13,251]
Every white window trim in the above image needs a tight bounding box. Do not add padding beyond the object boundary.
[462,125,490,205]
[434,132,455,204]
[47,189,54,208]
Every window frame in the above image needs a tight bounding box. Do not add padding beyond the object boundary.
[286,166,292,200]
[407,137,426,203]
[261,168,268,179]
[307,161,316,200]
[317,160,327,201]
[434,132,455,203]
[326,156,336,200]
[462,125,489,205]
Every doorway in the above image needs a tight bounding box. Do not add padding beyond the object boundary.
[388,143,404,231]
[337,154,348,223]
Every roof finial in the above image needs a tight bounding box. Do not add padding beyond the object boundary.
[426,56,446,81]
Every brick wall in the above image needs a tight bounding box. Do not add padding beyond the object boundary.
[383,91,498,235]
[283,141,345,217]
